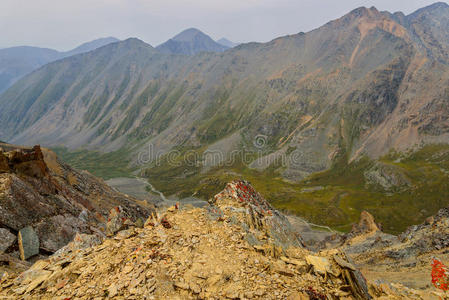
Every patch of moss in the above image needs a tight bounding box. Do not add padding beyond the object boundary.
[52,147,135,180]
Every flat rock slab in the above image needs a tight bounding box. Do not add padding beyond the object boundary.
[18,226,39,260]
[0,228,16,252]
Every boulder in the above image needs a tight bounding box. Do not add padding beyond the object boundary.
[18,227,39,260]
[0,151,9,173]
[34,214,90,252]
[106,207,128,236]
[0,228,16,253]
[54,233,103,257]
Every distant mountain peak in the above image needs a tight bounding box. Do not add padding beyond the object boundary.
[65,37,120,56]
[216,38,239,48]
[347,6,380,19]
[156,28,228,55]
[172,28,207,42]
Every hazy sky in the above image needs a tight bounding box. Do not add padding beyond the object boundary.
[0,0,446,50]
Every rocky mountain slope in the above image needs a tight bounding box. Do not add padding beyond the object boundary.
[0,143,153,267]
[2,180,444,299]
[327,208,449,299]
[156,28,229,55]
[0,37,119,94]
[0,3,448,231]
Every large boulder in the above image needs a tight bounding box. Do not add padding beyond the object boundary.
[18,227,39,260]
[0,228,16,253]
[34,214,90,252]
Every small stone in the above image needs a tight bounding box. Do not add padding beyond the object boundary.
[287,292,310,300]
[333,255,356,271]
[305,255,331,276]
[108,283,118,297]
[190,282,201,294]
[174,281,189,290]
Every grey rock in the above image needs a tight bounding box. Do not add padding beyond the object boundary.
[18,226,39,260]
[0,228,16,253]
[34,214,90,252]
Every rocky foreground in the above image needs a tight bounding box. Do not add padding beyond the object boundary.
[1,180,437,299]
[0,143,153,272]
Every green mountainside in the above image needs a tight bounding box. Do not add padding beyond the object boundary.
[1,3,449,233]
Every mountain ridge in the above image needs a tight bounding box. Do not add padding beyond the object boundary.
[0,2,448,232]
[0,37,120,94]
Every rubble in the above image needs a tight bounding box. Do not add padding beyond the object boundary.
[0,180,375,299]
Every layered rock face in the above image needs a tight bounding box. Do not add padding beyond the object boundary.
[0,181,373,299]
[212,180,305,250]
[0,143,153,260]
[333,208,449,298]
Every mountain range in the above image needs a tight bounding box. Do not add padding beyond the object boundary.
[0,2,448,232]
[0,37,119,94]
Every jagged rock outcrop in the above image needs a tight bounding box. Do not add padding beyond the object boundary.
[340,205,449,298]
[212,180,305,250]
[0,143,154,261]
[349,211,381,236]
[0,181,374,299]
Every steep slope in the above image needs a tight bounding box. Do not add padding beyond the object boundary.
[217,38,239,48]
[0,37,119,93]
[0,142,153,259]
[0,4,448,232]
[156,28,229,54]
[0,47,60,94]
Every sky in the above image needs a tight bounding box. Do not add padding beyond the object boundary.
[0,0,446,50]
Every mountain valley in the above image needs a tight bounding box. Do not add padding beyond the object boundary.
[0,3,447,232]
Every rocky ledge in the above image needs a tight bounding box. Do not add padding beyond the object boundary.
[0,143,154,267]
